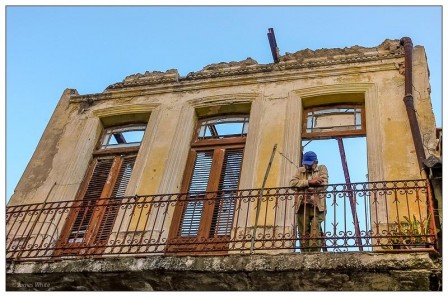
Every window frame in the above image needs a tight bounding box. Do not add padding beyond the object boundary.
[92,122,147,156]
[55,123,145,256]
[191,114,249,147]
[167,114,248,254]
[99,124,146,150]
[302,104,366,139]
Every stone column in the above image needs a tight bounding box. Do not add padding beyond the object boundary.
[270,92,302,253]
[230,95,265,253]
[140,103,196,251]
[156,104,196,195]
[239,95,264,190]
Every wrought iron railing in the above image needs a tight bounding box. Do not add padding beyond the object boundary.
[6,179,438,260]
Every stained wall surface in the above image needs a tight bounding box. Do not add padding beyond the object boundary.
[7,39,439,256]
[6,253,442,291]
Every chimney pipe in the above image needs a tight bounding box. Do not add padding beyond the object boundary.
[400,37,426,172]
[267,28,280,63]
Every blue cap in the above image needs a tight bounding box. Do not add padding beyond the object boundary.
[302,151,318,166]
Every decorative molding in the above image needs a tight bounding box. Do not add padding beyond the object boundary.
[92,104,159,118]
[68,63,400,103]
[265,96,288,101]
[294,83,377,98]
[187,93,259,108]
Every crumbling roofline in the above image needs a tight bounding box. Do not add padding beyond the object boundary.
[98,39,404,91]
[106,52,404,90]
[69,60,402,104]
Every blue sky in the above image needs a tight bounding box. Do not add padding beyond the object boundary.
[4,5,443,200]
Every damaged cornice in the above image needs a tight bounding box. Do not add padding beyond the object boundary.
[69,39,405,103]
[104,39,403,91]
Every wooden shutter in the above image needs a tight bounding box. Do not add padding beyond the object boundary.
[95,155,137,242]
[56,123,145,256]
[210,148,244,237]
[178,151,214,237]
[68,158,114,243]
[167,115,248,254]
[176,148,244,238]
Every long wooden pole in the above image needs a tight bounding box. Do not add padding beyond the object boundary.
[336,138,363,251]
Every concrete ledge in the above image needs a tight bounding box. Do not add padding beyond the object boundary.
[6,253,442,291]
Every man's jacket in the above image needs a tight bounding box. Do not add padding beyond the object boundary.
[290,165,329,212]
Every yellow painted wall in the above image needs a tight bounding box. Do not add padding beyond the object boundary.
[9,41,438,253]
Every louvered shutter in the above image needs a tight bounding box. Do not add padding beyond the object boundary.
[68,158,114,243]
[95,155,137,242]
[167,115,249,254]
[178,150,213,237]
[210,148,244,236]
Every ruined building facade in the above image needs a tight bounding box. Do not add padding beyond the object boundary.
[7,38,442,291]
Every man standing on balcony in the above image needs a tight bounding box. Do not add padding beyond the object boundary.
[290,151,328,253]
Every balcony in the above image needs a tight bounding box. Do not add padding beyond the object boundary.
[6,179,438,261]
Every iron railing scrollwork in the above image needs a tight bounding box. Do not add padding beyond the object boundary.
[6,179,438,260]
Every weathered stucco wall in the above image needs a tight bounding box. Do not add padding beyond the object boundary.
[6,253,442,291]
[7,40,440,285]
[10,39,437,208]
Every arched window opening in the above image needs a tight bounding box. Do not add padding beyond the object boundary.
[56,122,147,255]
[168,114,249,254]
